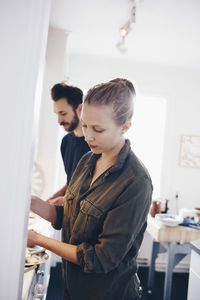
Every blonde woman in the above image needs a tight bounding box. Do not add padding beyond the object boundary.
[28,78,153,300]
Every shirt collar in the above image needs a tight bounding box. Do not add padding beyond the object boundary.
[86,139,131,174]
[109,139,131,173]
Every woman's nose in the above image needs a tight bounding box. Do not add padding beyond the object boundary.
[85,129,95,142]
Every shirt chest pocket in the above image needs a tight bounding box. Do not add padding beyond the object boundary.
[71,199,104,243]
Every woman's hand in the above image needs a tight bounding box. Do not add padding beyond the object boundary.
[27,230,79,265]
[27,229,39,247]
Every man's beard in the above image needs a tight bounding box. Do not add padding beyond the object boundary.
[60,111,79,132]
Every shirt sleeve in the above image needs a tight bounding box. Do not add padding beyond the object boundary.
[52,205,64,230]
[76,176,152,273]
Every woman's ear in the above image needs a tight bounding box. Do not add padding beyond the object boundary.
[76,104,82,117]
[121,121,131,134]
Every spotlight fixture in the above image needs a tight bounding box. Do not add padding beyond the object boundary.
[120,21,131,37]
[116,36,127,54]
[116,0,137,54]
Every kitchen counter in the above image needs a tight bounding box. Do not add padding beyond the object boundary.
[146,215,200,300]
[147,215,200,243]
[22,216,52,300]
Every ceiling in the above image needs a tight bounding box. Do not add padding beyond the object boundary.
[49,0,200,67]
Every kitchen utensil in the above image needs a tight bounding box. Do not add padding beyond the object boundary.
[25,248,49,267]
[155,213,183,227]
[179,208,199,223]
[150,200,161,217]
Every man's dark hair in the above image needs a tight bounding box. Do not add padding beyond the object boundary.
[51,82,83,110]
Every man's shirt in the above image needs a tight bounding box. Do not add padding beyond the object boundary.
[61,132,90,184]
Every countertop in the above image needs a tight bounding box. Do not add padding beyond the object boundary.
[22,216,51,300]
[147,215,200,243]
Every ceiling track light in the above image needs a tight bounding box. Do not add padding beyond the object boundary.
[116,0,138,54]
[116,36,127,54]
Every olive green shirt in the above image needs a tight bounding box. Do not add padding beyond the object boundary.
[53,139,153,300]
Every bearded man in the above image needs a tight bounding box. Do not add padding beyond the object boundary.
[47,83,90,205]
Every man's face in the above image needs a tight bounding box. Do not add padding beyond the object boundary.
[54,98,79,132]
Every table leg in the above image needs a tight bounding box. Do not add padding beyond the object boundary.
[147,240,160,294]
[163,243,191,300]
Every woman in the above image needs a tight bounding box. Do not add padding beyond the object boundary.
[28,78,153,300]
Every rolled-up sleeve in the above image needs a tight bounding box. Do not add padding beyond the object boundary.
[76,176,152,274]
[52,205,64,230]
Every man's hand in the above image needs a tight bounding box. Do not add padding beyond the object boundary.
[31,195,43,211]
[46,196,64,206]
[30,195,57,224]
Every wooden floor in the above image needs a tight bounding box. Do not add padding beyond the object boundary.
[46,263,189,300]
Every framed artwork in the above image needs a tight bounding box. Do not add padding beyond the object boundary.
[179,135,200,168]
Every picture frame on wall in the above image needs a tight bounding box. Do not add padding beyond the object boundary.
[179,135,200,168]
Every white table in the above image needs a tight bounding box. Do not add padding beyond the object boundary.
[147,216,200,300]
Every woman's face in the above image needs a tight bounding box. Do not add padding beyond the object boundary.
[81,102,127,154]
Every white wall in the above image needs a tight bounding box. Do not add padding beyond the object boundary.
[36,46,200,211]
[35,27,69,199]
[0,1,51,299]
[32,27,69,267]
[67,53,200,213]
[62,53,199,270]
